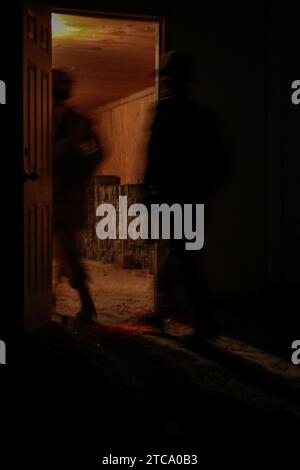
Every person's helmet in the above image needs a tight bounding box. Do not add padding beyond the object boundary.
[52,69,73,102]
[159,50,194,85]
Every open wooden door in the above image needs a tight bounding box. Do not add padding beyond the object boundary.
[23,0,52,331]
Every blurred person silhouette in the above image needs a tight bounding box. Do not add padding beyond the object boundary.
[52,69,102,322]
[141,50,230,342]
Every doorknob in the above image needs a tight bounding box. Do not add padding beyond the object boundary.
[24,170,39,182]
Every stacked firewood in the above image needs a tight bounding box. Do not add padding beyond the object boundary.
[78,177,155,272]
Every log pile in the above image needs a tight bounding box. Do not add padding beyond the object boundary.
[78,177,155,273]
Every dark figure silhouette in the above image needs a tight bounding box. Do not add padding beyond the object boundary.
[52,69,102,322]
[142,51,229,341]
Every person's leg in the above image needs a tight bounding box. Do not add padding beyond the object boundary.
[56,229,96,321]
[156,239,176,313]
[178,242,218,340]
[138,239,174,328]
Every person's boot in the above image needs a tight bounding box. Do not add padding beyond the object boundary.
[76,309,96,323]
[181,319,219,348]
[137,310,165,329]
[76,288,97,323]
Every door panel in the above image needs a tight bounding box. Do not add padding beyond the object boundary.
[24,0,52,331]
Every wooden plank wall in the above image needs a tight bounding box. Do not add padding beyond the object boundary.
[95,87,156,184]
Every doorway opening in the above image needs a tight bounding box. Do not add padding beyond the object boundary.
[51,12,161,326]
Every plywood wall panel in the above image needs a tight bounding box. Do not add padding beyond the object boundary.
[96,88,156,184]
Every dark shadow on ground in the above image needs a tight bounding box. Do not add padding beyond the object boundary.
[216,285,300,361]
[3,321,300,464]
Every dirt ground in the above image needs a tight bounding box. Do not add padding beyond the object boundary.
[53,258,155,324]
[53,257,193,336]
